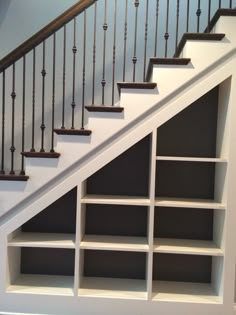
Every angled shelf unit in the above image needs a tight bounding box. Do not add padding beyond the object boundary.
[5,78,232,305]
[6,187,78,295]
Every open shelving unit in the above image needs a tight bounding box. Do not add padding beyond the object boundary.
[6,80,231,305]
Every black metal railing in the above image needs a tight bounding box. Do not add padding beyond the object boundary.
[0,0,235,179]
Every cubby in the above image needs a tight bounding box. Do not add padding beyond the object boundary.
[79,249,147,299]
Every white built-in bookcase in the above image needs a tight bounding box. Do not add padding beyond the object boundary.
[5,79,232,305]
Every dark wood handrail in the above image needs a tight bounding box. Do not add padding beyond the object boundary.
[0,0,97,73]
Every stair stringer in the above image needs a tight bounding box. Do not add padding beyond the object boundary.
[1,54,236,315]
[0,28,236,222]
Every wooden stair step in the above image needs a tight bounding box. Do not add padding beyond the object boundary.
[117,82,157,94]
[85,106,124,113]
[0,174,29,181]
[54,128,92,136]
[206,8,236,33]
[174,33,225,57]
[146,58,191,81]
[22,152,60,158]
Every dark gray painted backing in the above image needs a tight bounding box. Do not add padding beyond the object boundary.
[21,248,75,276]
[154,207,213,240]
[87,135,150,197]
[157,86,219,157]
[85,204,148,237]
[156,161,215,199]
[84,250,146,280]
[22,187,77,233]
[153,253,212,283]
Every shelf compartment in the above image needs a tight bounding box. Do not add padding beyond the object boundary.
[156,86,219,158]
[80,235,148,252]
[156,156,227,163]
[152,280,222,303]
[7,274,74,296]
[155,161,215,199]
[79,277,147,300]
[83,250,146,279]
[81,195,150,206]
[86,135,150,197]
[155,197,225,209]
[154,238,223,256]
[8,232,76,249]
[84,204,148,237]
[21,187,77,234]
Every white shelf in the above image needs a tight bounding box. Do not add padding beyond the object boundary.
[8,232,76,249]
[155,197,225,210]
[7,274,74,296]
[81,195,150,206]
[156,156,227,163]
[154,238,224,256]
[79,277,147,300]
[80,235,149,252]
[152,281,222,303]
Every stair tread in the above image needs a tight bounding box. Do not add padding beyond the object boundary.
[146,58,191,81]
[117,82,157,94]
[174,33,225,57]
[54,128,92,136]
[0,174,29,181]
[206,8,236,33]
[22,152,60,158]
[85,106,124,113]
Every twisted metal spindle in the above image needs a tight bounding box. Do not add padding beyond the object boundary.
[40,40,46,152]
[196,0,201,33]
[10,63,16,175]
[20,56,26,175]
[133,0,139,82]
[154,0,159,57]
[123,0,128,81]
[1,71,5,175]
[143,0,149,82]
[51,33,56,152]
[164,0,170,57]
[112,0,117,105]
[101,0,108,105]
[92,1,97,105]
[71,17,77,129]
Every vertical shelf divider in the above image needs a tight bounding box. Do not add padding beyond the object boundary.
[74,184,84,295]
[146,130,157,300]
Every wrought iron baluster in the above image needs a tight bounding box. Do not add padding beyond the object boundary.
[1,70,5,175]
[40,40,46,152]
[229,0,232,8]
[164,0,170,57]
[81,11,87,129]
[143,0,149,82]
[207,0,212,32]
[154,0,159,57]
[112,0,117,105]
[51,33,56,152]
[62,25,66,129]
[123,0,128,81]
[186,0,190,32]
[10,63,16,175]
[20,56,26,175]
[175,0,180,51]
[196,0,201,33]
[219,0,221,8]
[31,48,36,152]
[92,1,97,105]
[101,0,107,105]
[71,17,77,129]
[133,0,139,82]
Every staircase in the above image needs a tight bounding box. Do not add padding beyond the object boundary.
[1,1,236,315]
